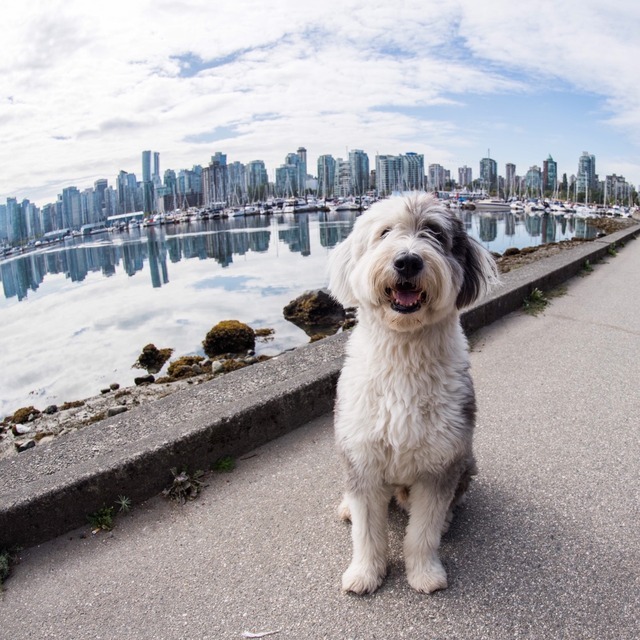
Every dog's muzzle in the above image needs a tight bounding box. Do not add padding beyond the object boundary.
[387,252,426,314]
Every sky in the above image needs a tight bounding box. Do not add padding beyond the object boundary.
[2,0,640,207]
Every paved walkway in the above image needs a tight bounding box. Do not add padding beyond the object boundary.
[3,240,639,639]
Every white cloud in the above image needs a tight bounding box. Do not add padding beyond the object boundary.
[2,0,640,205]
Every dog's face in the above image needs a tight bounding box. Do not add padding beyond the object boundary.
[328,194,497,331]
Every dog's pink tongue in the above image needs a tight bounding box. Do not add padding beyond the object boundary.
[394,289,420,306]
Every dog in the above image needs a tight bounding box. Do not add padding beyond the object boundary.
[327,193,497,594]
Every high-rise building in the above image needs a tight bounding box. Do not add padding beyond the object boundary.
[81,188,94,225]
[577,151,597,198]
[142,150,160,213]
[604,174,630,204]
[61,187,82,228]
[116,170,137,214]
[335,158,351,197]
[297,147,307,195]
[278,151,305,196]
[543,155,557,195]
[202,153,228,206]
[505,163,516,196]
[375,155,402,195]
[428,164,446,191]
[94,179,108,220]
[228,161,246,204]
[349,150,370,195]
[401,153,424,191]
[525,165,542,196]
[0,203,7,242]
[458,166,473,189]
[153,152,160,183]
[40,203,55,234]
[6,197,26,245]
[317,155,336,199]
[246,160,269,201]
[479,157,497,193]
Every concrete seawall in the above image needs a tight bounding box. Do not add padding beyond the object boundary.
[2,223,638,548]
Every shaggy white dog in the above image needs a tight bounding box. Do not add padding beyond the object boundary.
[328,193,497,594]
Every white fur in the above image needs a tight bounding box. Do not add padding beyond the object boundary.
[328,193,497,594]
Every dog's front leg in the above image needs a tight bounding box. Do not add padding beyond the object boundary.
[342,486,392,594]
[404,477,455,593]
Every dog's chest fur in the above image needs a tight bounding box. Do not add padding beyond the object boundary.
[336,319,473,485]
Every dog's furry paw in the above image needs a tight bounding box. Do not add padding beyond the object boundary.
[406,558,448,593]
[342,562,385,595]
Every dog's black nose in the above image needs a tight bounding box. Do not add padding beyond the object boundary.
[393,252,423,278]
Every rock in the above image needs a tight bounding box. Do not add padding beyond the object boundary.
[283,289,345,336]
[110,383,120,391]
[43,405,58,415]
[134,343,174,374]
[203,320,256,357]
[167,356,206,379]
[134,374,155,386]
[211,361,225,374]
[101,388,111,394]
[221,359,248,373]
[12,423,32,436]
[107,406,128,417]
[11,406,41,424]
[16,440,36,453]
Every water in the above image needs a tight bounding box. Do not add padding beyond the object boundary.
[0,209,595,416]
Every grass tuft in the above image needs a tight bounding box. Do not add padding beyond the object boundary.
[212,456,236,473]
[162,468,205,503]
[523,288,549,316]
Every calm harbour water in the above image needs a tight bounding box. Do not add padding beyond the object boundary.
[0,209,595,416]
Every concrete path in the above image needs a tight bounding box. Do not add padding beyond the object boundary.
[3,241,639,639]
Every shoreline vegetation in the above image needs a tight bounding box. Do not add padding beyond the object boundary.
[1,216,635,459]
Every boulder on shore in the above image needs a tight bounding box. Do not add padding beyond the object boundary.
[283,289,346,337]
[134,344,174,374]
[203,320,256,358]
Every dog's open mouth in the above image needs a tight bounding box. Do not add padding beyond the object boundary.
[386,282,427,314]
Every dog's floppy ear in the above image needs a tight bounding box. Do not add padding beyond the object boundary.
[328,234,359,308]
[452,222,498,309]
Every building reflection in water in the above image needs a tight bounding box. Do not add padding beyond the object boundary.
[0,210,599,303]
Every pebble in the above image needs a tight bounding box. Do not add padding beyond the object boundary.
[107,406,128,417]
[16,440,36,453]
[211,361,224,374]
[13,424,33,435]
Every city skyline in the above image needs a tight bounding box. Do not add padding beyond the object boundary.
[2,2,640,207]
[0,145,622,210]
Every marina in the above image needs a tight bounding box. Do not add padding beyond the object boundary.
[0,206,607,417]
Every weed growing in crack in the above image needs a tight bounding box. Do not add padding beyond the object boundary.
[162,468,205,503]
[523,288,549,316]
[87,505,115,532]
[212,456,236,473]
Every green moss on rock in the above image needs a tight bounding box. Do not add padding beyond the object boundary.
[203,320,256,357]
[167,356,206,379]
[12,406,40,424]
[134,343,174,373]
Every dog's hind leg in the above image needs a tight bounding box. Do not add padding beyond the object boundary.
[403,473,459,593]
[341,485,393,594]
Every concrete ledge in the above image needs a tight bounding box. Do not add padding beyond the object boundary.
[1,223,638,547]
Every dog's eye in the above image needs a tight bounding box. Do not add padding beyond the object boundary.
[418,224,442,240]
[380,228,391,239]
